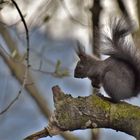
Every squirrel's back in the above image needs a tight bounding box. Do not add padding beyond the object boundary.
[102,17,140,97]
[103,57,136,101]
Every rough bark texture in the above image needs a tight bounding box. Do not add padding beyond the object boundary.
[25,86,140,140]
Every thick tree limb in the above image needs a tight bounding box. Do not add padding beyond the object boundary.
[24,85,140,140]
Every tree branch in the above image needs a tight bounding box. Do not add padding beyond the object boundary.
[24,85,140,140]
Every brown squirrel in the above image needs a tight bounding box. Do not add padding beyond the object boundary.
[74,17,140,102]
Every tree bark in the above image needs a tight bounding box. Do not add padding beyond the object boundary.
[25,85,140,140]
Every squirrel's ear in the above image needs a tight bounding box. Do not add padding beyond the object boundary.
[76,41,86,60]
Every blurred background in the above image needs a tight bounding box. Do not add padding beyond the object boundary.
[0,0,139,140]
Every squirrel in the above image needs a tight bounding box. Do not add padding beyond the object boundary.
[74,17,140,102]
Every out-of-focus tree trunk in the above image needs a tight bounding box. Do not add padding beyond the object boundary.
[90,0,102,140]
[91,0,102,57]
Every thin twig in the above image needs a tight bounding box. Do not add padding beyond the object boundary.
[0,0,30,115]
[0,90,21,115]
[11,0,30,103]
[24,127,51,140]
[11,0,30,67]
[0,45,22,115]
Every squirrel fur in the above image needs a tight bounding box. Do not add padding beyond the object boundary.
[74,17,140,102]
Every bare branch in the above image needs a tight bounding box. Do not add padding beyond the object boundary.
[10,0,30,66]
[0,0,30,115]
[10,1,30,88]
[0,90,21,115]
[31,59,70,78]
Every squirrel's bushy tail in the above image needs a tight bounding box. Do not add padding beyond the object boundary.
[102,17,140,94]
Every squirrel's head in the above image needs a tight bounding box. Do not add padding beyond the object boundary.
[74,42,99,78]
[74,53,91,78]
